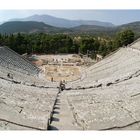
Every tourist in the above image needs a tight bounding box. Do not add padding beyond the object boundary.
[51,77,53,82]
[59,80,65,92]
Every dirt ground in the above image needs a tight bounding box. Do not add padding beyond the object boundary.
[30,54,92,82]
[33,54,87,82]
[44,65,81,82]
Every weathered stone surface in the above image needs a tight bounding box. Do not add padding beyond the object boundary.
[0,77,58,130]
[1,40,140,130]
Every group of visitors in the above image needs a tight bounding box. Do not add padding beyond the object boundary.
[51,77,66,92]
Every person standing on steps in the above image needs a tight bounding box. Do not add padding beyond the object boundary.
[62,80,66,90]
[51,77,53,82]
[59,80,65,92]
[63,80,66,84]
[59,80,62,93]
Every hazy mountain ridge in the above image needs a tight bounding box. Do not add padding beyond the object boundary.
[10,14,114,28]
[0,20,140,36]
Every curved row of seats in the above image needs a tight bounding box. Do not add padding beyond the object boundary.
[0,46,59,130]
[0,77,58,130]
[66,76,140,130]
[66,39,140,130]
[0,46,40,75]
[68,46,140,88]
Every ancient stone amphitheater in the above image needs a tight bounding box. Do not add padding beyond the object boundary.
[1,38,140,130]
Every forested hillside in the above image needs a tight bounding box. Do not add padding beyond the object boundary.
[0,21,67,34]
[0,29,135,58]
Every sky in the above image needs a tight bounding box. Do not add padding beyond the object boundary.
[1,10,140,25]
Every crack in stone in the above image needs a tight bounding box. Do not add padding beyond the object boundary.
[100,120,140,130]
[67,97,86,130]
[19,108,23,114]
[0,76,57,89]
[0,118,47,130]
[120,106,135,120]
[0,100,6,105]
[131,93,140,97]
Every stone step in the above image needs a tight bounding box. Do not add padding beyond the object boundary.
[49,93,82,130]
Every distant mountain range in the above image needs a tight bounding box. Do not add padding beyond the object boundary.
[10,14,114,28]
[0,14,140,36]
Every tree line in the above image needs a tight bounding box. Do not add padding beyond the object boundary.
[0,29,135,59]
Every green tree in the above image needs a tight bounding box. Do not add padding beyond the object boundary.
[115,29,134,47]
